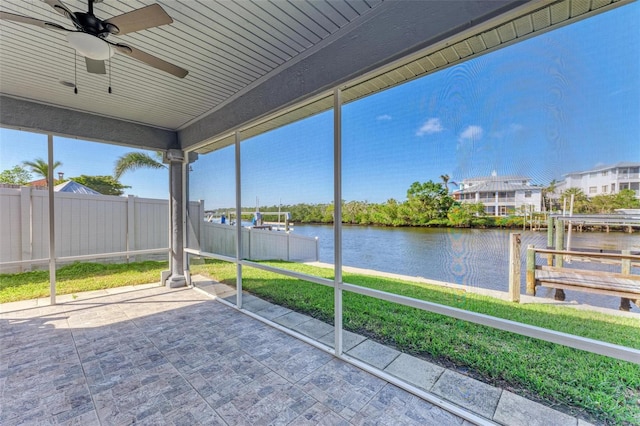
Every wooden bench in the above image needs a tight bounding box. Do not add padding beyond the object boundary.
[527,248,640,311]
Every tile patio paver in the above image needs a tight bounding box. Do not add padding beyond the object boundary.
[350,383,465,426]
[292,318,335,340]
[296,358,387,420]
[431,370,502,419]
[384,353,445,391]
[254,302,293,320]
[0,286,465,425]
[346,338,401,370]
[273,310,314,328]
[493,391,578,426]
[318,329,367,351]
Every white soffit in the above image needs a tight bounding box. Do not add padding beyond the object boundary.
[341,0,627,103]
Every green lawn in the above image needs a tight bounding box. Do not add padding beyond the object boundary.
[191,259,640,426]
[0,261,168,303]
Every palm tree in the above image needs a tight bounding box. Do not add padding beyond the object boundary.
[561,187,590,213]
[440,174,450,194]
[542,179,558,212]
[114,152,165,179]
[22,158,62,186]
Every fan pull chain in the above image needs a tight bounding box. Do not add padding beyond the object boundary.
[74,51,78,94]
[108,58,112,94]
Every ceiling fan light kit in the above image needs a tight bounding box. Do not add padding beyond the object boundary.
[66,32,113,60]
[0,0,188,79]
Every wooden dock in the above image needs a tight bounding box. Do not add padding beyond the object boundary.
[536,266,640,300]
[525,247,640,311]
[554,213,640,232]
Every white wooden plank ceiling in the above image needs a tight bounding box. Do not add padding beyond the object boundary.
[0,0,382,130]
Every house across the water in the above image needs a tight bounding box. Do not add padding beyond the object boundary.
[452,172,542,216]
[555,162,640,199]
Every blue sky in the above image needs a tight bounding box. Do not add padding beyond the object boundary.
[2,2,639,209]
[0,134,169,199]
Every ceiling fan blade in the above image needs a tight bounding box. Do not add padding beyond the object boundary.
[43,0,80,27]
[112,43,188,79]
[85,57,106,74]
[104,4,172,35]
[0,11,68,31]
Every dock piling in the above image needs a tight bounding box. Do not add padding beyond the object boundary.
[553,218,566,301]
[526,245,535,296]
[546,216,554,266]
[508,233,521,303]
[620,250,633,311]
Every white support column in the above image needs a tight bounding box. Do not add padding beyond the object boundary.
[20,186,33,272]
[235,131,243,308]
[182,155,189,284]
[333,88,343,356]
[47,134,56,305]
[126,195,135,263]
[198,199,205,247]
[166,150,186,288]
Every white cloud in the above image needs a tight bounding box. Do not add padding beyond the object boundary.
[376,114,392,121]
[459,125,483,141]
[416,118,444,136]
[491,123,523,138]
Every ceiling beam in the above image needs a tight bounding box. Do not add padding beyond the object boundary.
[0,95,178,151]
[179,0,529,150]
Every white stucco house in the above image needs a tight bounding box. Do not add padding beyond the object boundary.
[555,162,640,198]
[452,173,543,216]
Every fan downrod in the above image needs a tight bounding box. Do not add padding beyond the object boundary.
[75,0,118,37]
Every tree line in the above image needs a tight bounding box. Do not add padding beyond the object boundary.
[3,157,639,226]
[0,152,164,196]
[551,187,640,214]
[248,183,640,229]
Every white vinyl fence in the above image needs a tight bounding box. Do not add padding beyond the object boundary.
[0,187,171,273]
[187,201,319,262]
[188,221,319,262]
[0,187,318,273]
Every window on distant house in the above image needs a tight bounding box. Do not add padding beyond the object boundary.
[611,183,616,192]
[589,172,597,177]
[589,186,597,194]
[525,190,532,198]
[601,170,608,176]
[620,182,630,190]
[602,185,608,193]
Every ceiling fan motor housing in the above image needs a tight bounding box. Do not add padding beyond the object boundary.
[74,11,118,37]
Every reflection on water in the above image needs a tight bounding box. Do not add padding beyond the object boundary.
[295,224,640,310]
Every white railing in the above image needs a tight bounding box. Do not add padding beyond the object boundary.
[195,222,319,261]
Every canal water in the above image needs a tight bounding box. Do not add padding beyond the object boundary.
[294,224,640,310]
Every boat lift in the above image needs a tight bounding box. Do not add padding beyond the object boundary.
[204,210,293,231]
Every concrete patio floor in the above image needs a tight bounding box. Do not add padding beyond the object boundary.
[0,283,593,425]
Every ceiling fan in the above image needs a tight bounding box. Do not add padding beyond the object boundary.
[0,0,188,78]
